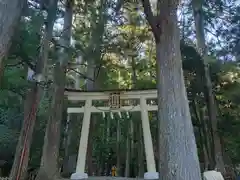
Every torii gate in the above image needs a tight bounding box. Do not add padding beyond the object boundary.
[65,88,159,180]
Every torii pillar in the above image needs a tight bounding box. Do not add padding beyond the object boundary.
[140,96,159,179]
[71,98,92,180]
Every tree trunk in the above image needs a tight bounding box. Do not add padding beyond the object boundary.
[106,115,111,175]
[131,57,137,88]
[130,56,136,177]
[62,114,72,175]
[124,112,130,177]
[9,85,39,180]
[129,119,134,177]
[0,0,26,84]
[137,119,144,177]
[9,1,57,179]
[35,1,73,180]
[86,59,96,176]
[125,133,130,177]
[0,59,5,87]
[142,0,202,179]
[192,99,209,170]
[192,0,225,173]
[74,56,82,89]
[98,116,106,176]
[199,108,215,169]
[116,118,121,176]
[87,117,96,176]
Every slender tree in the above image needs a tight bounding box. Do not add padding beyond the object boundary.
[0,0,26,85]
[35,0,74,179]
[141,0,202,179]
[9,0,58,179]
[191,0,225,173]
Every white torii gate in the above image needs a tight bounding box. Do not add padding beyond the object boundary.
[65,88,159,180]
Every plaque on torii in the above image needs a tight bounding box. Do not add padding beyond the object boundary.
[108,92,121,110]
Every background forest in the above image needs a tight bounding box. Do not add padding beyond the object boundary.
[0,0,240,179]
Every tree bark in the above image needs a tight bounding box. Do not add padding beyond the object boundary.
[0,0,26,84]
[62,114,72,175]
[130,56,137,177]
[9,85,39,180]
[137,119,144,177]
[125,132,130,177]
[129,119,134,177]
[9,1,57,179]
[142,0,202,179]
[0,59,5,87]
[192,99,209,170]
[106,115,111,174]
[116,118,121,176]
[35,1,73,180]
[87,117,96,175]
[85,59,96,175]
[199,108,215,169]
[192,0,225,173]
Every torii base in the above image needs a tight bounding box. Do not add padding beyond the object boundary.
[144,172,159,179]
[203,170,224,180]
[70,172,88,180]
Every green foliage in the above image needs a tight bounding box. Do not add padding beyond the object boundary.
[0,124,19,160]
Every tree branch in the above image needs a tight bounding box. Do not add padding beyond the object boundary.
[67,68,95,82]
[115,0,124,14]
[5,61,23,67]
[141,0,161,42]
[21,58,36,71]
[141,0,155,29]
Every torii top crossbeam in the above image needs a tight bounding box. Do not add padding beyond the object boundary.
[65,88,158,113]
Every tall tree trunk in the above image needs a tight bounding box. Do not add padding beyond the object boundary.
[116,118,121,176]
[125,132,130,177]
[0,0,26,84]
[97,119,104,176]
[131,51,144,178]
[142,0,202,179]
[83,0,108,174]
[9,1,57,179]
[199,108,215,169]
[192,0,225,173]
[0,58,5,86]
[130,56,137,177]
[131,57,137,88]
[86,60,96,175]
[129,119,134,177]
[35,1,73,180]
[137,119,144,177]
[98,115,106,176]
[86,119,96,176]
[74,56,82,89]
[192,99,209,170]
[62,114,72,175]
[124,57,136,177]
[106,114,111,174]
[87,116,96,176]
[9,86,39,180]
